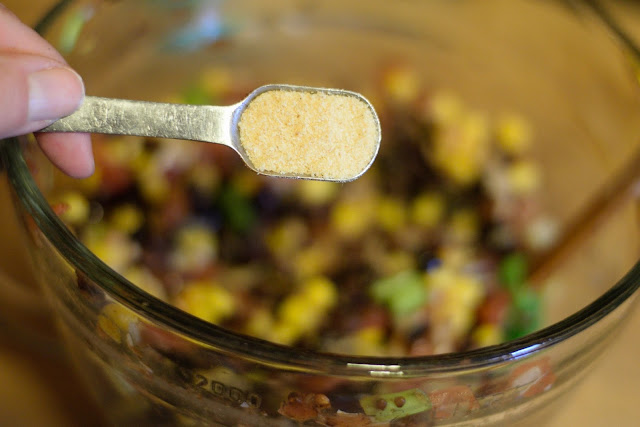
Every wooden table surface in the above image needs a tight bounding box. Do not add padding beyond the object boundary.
[1,1,639,425]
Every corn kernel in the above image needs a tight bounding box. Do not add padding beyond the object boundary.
[104,137,144,167]
[302,276,338,309]
[232,169,262,196]
[278,294,319,329]
[97,315,121,343]
[381,251,416,276]
[425,263,452,287]
[507,160,541,195]
[55,191,90,226]
[376,196,406,232]
[269,321,300,346]
[293,245,332,279]
[354,326,385,355]
[84,226,141,273]
[437,149,480,185]
[410,192,445,228]
[171,224,218,273]
[175,279,235,324]
[323,327,386,356]
[436,302,475,340]
[266,218,308,258]
[98,302,139,344]
[472,323,503,348]
[245,308,275,339]
[79,166,102,195]
[437,245,471,270]
[130,150,151,175]
[110,204,144,235]
[496,113,533,155]
[381,65,420,104]
[462,111,491,146]
[432,111,490,185]
[297,180,339,206]
[189,163,220,195]
[274,278,337,341]
[357,326,384,346]
[429,91,464,125]
[429,267,484,339]
[448,274,484,309]
[123,266,167,301]
[448,209,479,244]
[331,198,374,238]
[138,161,171,205]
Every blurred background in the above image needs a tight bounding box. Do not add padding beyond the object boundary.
[1,0,640,425]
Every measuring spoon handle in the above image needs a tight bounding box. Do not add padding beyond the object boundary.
[40,96,235,147]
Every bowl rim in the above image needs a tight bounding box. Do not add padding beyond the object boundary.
[2,0,640,377]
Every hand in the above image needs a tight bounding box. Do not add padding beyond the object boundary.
[0,5,94,178]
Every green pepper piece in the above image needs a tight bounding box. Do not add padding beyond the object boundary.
[182,85,211,106]
[219,186,256,233]
[370,270,427,318]
[498,252,528,293]
[360,388,432,422]
[505,287,541,341]
[58,9,87,54]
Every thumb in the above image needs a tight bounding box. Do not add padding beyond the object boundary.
[0,7,93,178]
[0,52,85,140]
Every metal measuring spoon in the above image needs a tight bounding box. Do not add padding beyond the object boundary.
[40,84,381,182]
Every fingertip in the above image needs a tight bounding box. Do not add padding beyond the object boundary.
[0,56,86,139]
[36,132,94,178]
[28,66,85,123]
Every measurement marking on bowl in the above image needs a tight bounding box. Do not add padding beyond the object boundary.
[177,367,263,409]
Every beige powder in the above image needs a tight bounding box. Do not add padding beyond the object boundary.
[237,90,379,180]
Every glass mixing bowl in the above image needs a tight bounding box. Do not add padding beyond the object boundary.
[2,0,640,425]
